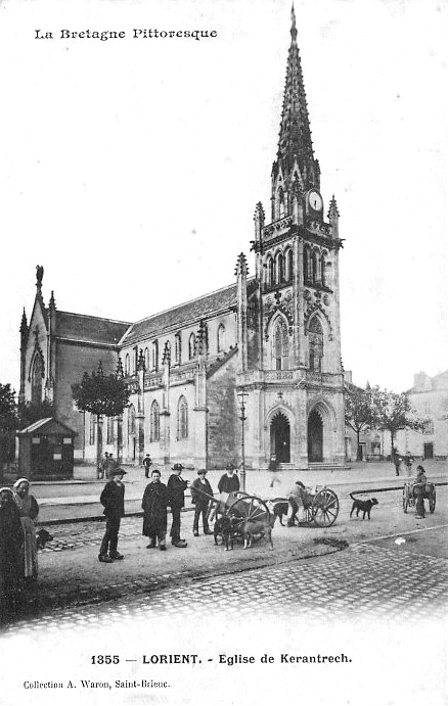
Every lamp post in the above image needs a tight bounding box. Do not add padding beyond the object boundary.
[237,387,248,491]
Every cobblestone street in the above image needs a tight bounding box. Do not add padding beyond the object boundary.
[3,536,448,636]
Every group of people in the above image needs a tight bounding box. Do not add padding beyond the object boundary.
[98,463,241,562]
[392,448,414,477]
[0,478,40,620]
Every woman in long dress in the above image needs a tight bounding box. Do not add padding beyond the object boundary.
[13,478,39,581]
[0,487,24,620]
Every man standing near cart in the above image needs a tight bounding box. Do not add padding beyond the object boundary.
[167,463,188,548]
[191,469,214,537]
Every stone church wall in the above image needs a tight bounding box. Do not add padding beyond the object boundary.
[207,364,240,469]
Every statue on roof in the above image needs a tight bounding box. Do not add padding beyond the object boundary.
[36,265,44,287]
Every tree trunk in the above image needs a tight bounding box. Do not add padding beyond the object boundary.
[96,415,103,476]
[356,429,362,460]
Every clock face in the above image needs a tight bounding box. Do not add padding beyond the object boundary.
[308,190,323,212]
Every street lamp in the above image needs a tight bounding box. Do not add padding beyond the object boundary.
[237,387,248,491]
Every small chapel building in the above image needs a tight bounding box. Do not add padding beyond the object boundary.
[19,9,346,471]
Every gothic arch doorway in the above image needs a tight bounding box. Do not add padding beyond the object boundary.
[270,412,290,463]
[308,409,323,462]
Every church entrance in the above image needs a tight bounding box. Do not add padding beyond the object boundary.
[270,412,290,463]
[308,409,323,462]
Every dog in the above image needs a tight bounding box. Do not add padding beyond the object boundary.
[36,528,53,550]
[214,516,235,551]
[349,493,378,520]
[267,500,289,526]
[241,515,275,550]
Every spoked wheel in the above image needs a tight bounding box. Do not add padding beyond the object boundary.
[300,505,316,525]
[429,487,436,514]
[402,487,409,513]
[227,495,271,540]
[311,488,339,527]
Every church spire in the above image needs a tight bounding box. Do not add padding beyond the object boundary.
[272,6,320,199]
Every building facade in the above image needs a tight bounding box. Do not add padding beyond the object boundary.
[20,10,346,470]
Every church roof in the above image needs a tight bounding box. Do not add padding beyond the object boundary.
[120,281,246,346]
[56,311,130,346]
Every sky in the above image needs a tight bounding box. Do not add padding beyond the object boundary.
[0,0,447,394]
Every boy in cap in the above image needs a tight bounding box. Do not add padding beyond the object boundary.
[98,468,126,563]
[167,463,188,547]
[191,469,214,537]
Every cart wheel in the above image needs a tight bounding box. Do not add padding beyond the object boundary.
[227,495,271,537]
[402,487,409,514]
[301,506,315,525]
[311,488,339,527]
[429,487,436,513]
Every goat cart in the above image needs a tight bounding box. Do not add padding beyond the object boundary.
[270,485,340,528]
[193,486,273,545]
[402,480,436,514]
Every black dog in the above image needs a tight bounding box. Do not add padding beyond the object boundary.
[36,528,53,550]
[349,493,378,520]
[268,500,289,526]
[214,516,235,550]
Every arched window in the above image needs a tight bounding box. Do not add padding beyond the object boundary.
[271,317,289,370]
[312,251,319,283]
[150,400,160,442]
[303,246,310,283]
[174,333,182,365]
[275,252,284,283]
[188,333,196,360]
[128,404,136,436]
[124,353,130,376]
[267,256,274,287]
[31,353,44,404]
[320,254,326,287]
[177,396,188,440]
[309,317,324,372]
[144,347,149,371]
[152,341,159,371]
[89,414,96,445]
[217,324,226,353]
[284,248,293,281]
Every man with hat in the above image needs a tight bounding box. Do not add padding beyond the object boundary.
[191,469,214,537]
[167,463,188,548]
[98,468,127,563]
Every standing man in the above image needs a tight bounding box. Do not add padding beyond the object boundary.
[142,469,168,550]
[167,463,188,548]
[98,468,126,563]
[191,470,214,537]
[218,464,240,494]
[143,454,152,479]
[97,452,107,480]
[392,447,402,477]
[104,453,118,479]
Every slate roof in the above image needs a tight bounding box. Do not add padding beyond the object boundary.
[120,281,248,346]
[18,418,76,436]
[56,311,130,345]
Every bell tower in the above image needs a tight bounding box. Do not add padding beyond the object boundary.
[251,4,344,376]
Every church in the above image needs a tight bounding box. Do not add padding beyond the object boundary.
[19,9,346,472]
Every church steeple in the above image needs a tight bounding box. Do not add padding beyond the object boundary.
[271,5,320,220]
